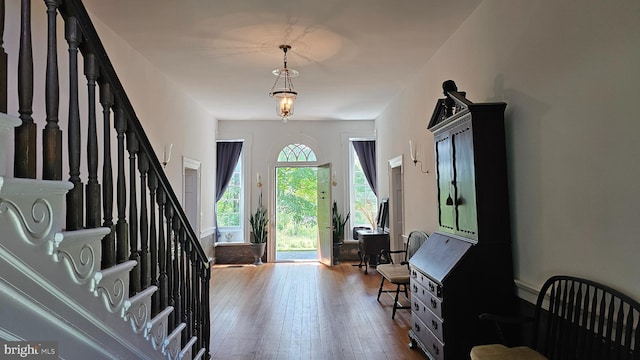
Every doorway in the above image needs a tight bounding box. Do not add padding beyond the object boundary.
[275,166,319,261]
[274,164,332,264]
[183,157,201,234]
[388,156,404,264]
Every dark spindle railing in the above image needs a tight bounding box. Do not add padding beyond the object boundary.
[43,0,61,180]
[172,217,181,329]
[65,16,83,230]
[115,103,128,264]
[100,80,115,269]
[186,239,193,341]
[148,171,159,315]
[85,52,100,228]
[16,0,35,178]
[0,0,6,113]
[180,226,188,342]
[9,1,211,357]
[138,152,150,289]
[201,267,210,353]
[158,187,169,311]
[166,206,175,327]
[193,255,201,348]
[127,128,140,295]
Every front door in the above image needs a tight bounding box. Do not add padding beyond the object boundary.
[317,163,332,266]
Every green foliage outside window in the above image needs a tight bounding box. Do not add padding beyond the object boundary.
[217,163,241,227]
[353,154,377,228]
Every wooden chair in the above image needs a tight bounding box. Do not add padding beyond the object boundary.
[470,275,640,360]
[376,230,428,319]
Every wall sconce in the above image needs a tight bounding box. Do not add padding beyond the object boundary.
[162,143,173,168]
[409,140,429,174]
[256,173,263,189]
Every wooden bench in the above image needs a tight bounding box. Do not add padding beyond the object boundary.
[471,275,640,360]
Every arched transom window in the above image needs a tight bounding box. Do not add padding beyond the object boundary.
[277,143,317,162]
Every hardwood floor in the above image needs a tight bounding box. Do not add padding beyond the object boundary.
[209,261,428,360]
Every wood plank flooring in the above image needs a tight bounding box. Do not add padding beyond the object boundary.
[209,261,428,360]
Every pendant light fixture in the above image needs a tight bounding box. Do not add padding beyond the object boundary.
[269,45,298,122]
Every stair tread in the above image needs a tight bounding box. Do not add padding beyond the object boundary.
[0,176,73,195]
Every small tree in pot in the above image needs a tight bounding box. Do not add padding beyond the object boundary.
[332,201,350,264]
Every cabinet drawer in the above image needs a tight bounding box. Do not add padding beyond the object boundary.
[411,279,443,319]
[412,296,444,341]
[410,266,442,299]
[411,314,445,360]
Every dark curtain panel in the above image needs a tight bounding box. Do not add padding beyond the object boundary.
[215,141,243,241]
[352,140,376,196]
[216,142,243,201]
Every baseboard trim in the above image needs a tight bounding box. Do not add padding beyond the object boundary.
[515,278,540,304]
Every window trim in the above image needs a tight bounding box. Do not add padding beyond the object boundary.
[277,143,318,163]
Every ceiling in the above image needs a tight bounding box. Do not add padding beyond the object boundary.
[82,0,481,121]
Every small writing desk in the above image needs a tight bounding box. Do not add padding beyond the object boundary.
[356,229,390,274]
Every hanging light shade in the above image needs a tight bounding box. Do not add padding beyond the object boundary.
[269,45,298,122]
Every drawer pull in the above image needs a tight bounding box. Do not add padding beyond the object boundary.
[412,284,418,293]
[430,298,438,309]
[432,344,440,355]
[431,320,438,330]
[414,302,420,311]
[414,323,421,332]
[428,282,435,292]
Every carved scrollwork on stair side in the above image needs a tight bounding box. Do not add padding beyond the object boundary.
[54,239,96,284]
[163,322,186,360]
[145,306,173,350]
[0,197,53,245]
[125,301,149,333]
[51,229,108,285]
[123,286,157,334]
[96,276,126,312]
[91,260,136,313]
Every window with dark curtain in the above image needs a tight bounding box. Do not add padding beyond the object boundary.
[215,141,243,241]
[352,140,376,196]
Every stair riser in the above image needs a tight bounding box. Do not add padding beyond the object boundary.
[0,113,21,177]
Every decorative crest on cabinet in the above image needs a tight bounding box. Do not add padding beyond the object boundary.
[428,80,473,130]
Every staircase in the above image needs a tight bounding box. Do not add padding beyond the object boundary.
[1,1,210,359]
[2,114,202,359]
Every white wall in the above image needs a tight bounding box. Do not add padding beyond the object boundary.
[377,0,640,300]
[4,2,217,251]
[217,119,375,243]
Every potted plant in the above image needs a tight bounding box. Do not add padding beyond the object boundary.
[332,201,350,265]
[249,192,268,265]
